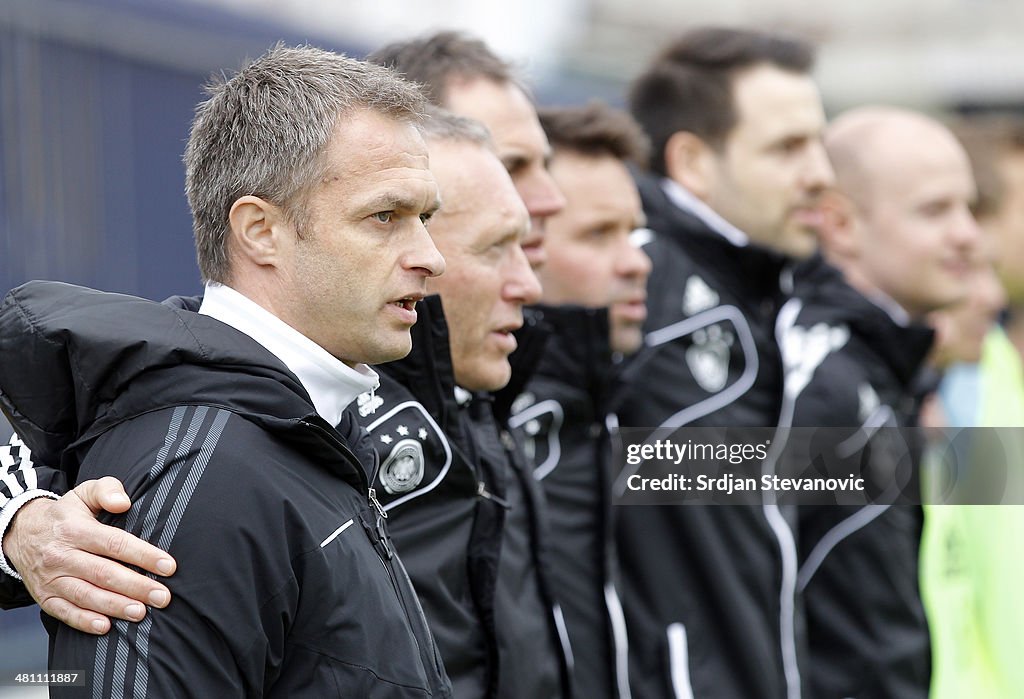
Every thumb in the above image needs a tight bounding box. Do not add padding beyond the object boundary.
[73,477,132,515]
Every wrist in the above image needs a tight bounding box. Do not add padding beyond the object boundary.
[0,490,60,579]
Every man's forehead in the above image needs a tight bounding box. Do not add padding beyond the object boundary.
[552,152,638,202]
[320,124,437,210]
[328,110,429,166]
[444,77,547,156]
[433,148,528,238]
[731,66,824,135]
[429,139,503,203]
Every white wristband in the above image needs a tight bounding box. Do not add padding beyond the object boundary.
[0,489,61,580]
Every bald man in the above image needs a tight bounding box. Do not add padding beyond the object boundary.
[781,107,980,698]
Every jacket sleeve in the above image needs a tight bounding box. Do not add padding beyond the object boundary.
[0,427,67,608]
[50,407,298,698]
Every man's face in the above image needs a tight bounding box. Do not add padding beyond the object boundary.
[444,77,565,268]
[283,109,445,366]
[705,63,833,258]
[989,150,1024,304]
[853,125,981,318]
[539,150,651,354]
[426,139,541,391]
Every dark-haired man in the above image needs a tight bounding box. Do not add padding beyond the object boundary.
[614,26,833,699]
[508,102,651,699]
[370,31,565,268]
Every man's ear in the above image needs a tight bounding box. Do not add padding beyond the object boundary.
[817,189,861,261]
[227,196,290,268]
[664,131,717,201]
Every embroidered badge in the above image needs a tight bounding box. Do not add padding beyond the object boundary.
[379,438,426,494]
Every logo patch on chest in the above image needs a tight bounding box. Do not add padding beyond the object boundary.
[379,438,426,494]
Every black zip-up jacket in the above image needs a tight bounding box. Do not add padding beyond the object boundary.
[0,281,451,698]
[785,257,933,699]
[613,174,805,699]
[508,305,625,699]
[475,394,570,699]
[354,295,565,699]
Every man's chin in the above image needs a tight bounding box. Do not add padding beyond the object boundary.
[367,335,414,365]
[611,325,645,356]
[780,229,819,260]
[454,360,512,393]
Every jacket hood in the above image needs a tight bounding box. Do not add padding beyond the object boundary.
[793,256,935,387]
[0,281,366,485]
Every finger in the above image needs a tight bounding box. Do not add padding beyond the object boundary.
[61,500,176,578]
[38,595,112,636]
[50,573,163,621]
[50,547,173,608]
[73,477,132,514]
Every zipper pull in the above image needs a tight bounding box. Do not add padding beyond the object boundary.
[366,488,393,560]
[477,481,511,510]
[360,509,394,560]
[375,517,394,560]
[368,487,388,520]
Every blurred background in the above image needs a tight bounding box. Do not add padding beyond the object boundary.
[1,0,1023,694]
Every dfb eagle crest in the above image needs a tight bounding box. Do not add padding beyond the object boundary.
[363,400,452,512]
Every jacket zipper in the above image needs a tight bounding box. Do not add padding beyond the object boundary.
[361,510,433,679]
[300,419,439,684]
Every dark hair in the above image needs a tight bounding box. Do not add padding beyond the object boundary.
[539,102,650,167]
[630,27,816,176]
[368,31,521,107]
[948,113,1024,219]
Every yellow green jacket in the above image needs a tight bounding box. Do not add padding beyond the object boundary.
[922,327,1024,699]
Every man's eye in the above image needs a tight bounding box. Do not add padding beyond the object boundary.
[373,211,393,224]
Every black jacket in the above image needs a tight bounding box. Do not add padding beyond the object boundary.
[508,305,624,699]
[0,281,451,698]
[356,295,567,699]
[0,411,52,609]
[613,174,803,699]
[786,257,933,699]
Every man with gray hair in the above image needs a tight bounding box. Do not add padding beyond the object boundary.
[350,107,566,698]
[0,44,451,696]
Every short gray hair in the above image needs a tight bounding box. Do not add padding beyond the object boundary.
[185,44,428,282]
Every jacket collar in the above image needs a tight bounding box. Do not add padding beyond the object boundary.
[199,282,378,427]
[660,177,749,247]
[794,257,935,388]
[0,282,369,486]
[634,170,791,300]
